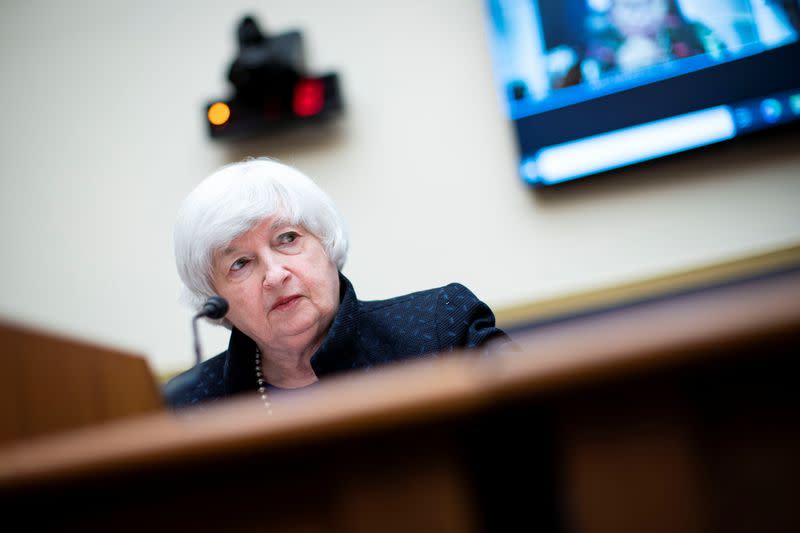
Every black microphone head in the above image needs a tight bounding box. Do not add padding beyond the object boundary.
[202,296,229,319]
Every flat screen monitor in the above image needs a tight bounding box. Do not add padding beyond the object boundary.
[486,0,800,186]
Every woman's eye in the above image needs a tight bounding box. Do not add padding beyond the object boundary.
[277,231,299,244]
[230,257,250,271]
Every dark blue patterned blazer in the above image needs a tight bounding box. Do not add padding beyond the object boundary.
[163,273,509,408]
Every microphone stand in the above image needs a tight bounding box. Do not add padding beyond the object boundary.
[192,296,229,367]
[192,313,204,367]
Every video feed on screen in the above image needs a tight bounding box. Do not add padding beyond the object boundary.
[486,0,800,186]
[490,0,800,119]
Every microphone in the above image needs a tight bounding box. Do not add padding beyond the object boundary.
[192,296,229,367]
[198,296,229,320]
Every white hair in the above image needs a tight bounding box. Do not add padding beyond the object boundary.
[174,158,349,321]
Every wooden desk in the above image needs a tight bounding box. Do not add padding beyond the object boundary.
[2,270,799,533]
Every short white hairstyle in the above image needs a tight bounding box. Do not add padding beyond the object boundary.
[174,158,349,317]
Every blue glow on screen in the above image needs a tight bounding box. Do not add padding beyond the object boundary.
[488,0,799,119]
[486,0,800,186]
[521,105,737,184]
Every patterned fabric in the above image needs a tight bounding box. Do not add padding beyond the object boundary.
[163,273,509,408]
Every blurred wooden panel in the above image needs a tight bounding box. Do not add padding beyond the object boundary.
[0,320,163,444]
[558,385,710,533]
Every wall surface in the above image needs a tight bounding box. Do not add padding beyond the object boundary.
[1,0,799,376]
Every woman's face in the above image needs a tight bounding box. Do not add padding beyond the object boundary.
[211,216,340,357]
[611,0,668,38]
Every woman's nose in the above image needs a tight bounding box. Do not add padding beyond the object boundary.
[262,260,290,289]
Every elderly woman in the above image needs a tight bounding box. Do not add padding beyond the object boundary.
[164,158,508,408]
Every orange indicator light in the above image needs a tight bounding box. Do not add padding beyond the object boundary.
[207,102,231,125]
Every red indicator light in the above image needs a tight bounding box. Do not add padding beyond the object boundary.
[293,78,325,117]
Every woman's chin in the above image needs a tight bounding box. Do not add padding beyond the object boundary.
[270,314,319,341]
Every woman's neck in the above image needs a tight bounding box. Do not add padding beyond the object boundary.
[257,338,322,388]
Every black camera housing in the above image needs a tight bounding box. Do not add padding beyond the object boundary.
[205,15,343,140]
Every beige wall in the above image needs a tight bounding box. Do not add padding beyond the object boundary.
[1,0,799,376]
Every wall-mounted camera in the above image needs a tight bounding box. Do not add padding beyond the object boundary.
[205,15,344,140]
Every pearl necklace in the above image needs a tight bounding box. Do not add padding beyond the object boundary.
[254,347,273,414]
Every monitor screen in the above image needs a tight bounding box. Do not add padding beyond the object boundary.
[486,0,800,186]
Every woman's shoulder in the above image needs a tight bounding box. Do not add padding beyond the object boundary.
[355,283,486,321]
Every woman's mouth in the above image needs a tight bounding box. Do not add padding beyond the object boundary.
[271,295,302,311]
